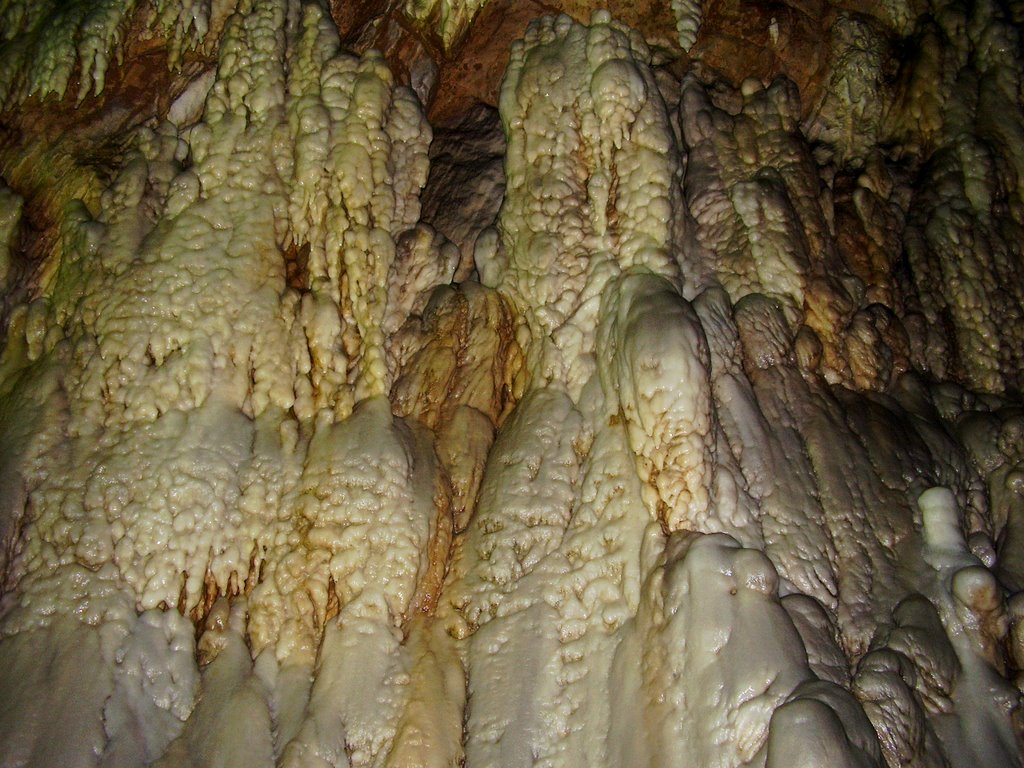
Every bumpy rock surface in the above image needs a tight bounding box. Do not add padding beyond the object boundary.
[1,1,1023,767]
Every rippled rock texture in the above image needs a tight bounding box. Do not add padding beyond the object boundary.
[1,1,1023,766]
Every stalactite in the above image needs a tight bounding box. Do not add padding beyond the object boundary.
[1,1,1023,767]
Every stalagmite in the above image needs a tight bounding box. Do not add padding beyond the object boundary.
[1,0,1024,767]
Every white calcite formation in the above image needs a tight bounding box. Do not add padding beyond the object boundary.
[0,0,233,107]
[670,0,702,51]
[403,0,491,51]
[0,1,1023,768]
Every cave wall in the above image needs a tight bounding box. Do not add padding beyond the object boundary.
[1,0,1024,766]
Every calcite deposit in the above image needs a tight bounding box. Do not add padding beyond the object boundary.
[1,0,1023,766]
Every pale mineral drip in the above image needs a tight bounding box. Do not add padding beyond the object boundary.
[0,1,1023,767]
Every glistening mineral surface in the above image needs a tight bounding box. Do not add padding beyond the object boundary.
[0,1,1023,766]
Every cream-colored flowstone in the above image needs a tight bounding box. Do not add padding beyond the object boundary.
[1,3,1024,768]
[898,3,1024,393]
[488,11,684,398]
[446,13,892,768]
[0,0,451,765]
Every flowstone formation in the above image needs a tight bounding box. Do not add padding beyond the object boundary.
[1,0,1023,766]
